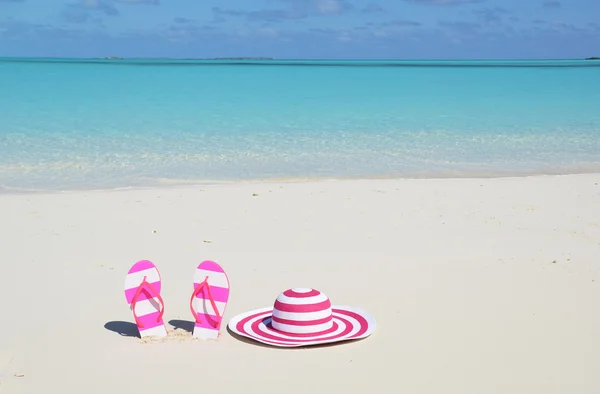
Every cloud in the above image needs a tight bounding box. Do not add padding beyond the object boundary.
[60,0,117,25]
[524,19,590,37]
[274,0,352,14]
[438,20,481,36]
[369,20,422,27]
[361,3,384,13]
[59,0,159,24]
[543,1,561,8]
[257,27,278,37]
[314,0,352,14]
[212,7,307,23]
[389,20,422,27]
[315,0,339,14]
[474,7,509,24]
[550,21,584,32]
[360,19,422,40]
[0,19,36,38]
[62,9,92,23]
[0,18,102,41]
[306,27,357,42]
[160,21,218,42]
[115,0,159,4]
[173,17,192,24]
[212,0,353,23]
[77,0,119,16]
[212,0,353,22]
[4,12,599,61]
[403,0,483,5]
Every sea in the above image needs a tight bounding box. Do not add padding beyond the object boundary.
[1,58,599,192]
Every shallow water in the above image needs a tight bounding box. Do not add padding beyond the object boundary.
[1,58,599,191]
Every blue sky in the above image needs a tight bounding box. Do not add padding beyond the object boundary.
[0,0,598,59]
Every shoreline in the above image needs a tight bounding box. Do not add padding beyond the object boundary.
[3,166,600,195]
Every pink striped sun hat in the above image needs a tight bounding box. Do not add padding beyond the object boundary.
[227,288,376,347]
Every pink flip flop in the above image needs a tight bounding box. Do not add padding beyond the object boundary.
[189,260,231,339]
[124,260,167,338]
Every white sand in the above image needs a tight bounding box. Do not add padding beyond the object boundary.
[1,174,600,393]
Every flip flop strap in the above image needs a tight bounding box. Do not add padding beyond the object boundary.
[131,277,165,328]
[189,277,221,328]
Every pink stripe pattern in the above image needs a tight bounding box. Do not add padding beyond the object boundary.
[124,285,161,303]
[191,260,230,339]
[127,259,156,274]
[227,287,377,347]
[124,260,167,338]
[194,285,229,303]
[271,288,333,334]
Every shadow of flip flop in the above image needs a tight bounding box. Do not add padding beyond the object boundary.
[104,321,141,338]
[168,319,195,333]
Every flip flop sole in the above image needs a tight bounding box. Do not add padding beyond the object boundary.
[192,260,230,339]
[124,260,167,338]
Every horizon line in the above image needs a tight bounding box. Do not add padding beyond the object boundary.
[0,56,596,61]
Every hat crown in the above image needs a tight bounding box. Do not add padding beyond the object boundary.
[271,288,334,335]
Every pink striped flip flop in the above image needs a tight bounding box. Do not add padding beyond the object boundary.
[124,260,167,338]
[189,260,230,339]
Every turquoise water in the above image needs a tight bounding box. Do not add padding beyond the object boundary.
[1,58,599,191]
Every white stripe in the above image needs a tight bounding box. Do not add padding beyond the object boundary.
[193,299,228,316]
[248,315,345,340]
[268,315,359,339]
[275,292,328,305]
[292,288,313,293]
[193,326,219,339]
[131,298,161,317]
[238,311,359,341]
[272,308,332,321]
[124,268,160,290]
[194,269,229,288]
[139,324,167,338]
[270,318,333,334]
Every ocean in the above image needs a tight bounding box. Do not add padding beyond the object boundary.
[1,58,599,192]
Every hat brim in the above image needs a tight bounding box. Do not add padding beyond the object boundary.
[227,305,376,347]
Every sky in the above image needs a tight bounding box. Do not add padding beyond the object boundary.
[0,0,599,59]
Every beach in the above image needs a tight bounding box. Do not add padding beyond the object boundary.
[1,173,600,393]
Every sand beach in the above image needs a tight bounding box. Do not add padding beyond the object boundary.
[1,174,599,393]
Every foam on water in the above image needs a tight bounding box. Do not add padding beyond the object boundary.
[0,58,599,191]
